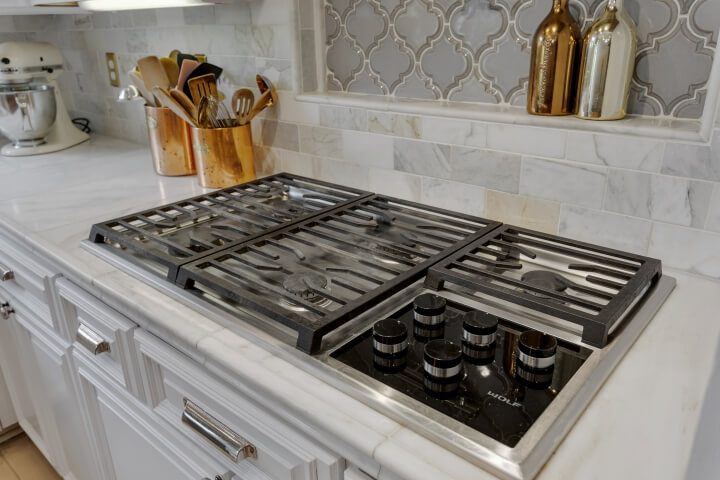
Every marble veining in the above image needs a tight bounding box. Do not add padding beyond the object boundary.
[369,111,423,138]
[559,205,653,254]
[450,146,521,193]
[565,132,665,172]
[604,170,714,228]
[520,157,607,209]
[394,138,452,178]
[419,177,486,216]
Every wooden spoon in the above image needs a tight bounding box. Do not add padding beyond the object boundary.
[246,75,278,122]
[169,88,197,123]
[151,87,198,127]
[232,88,254,125]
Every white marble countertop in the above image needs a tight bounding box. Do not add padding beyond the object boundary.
[0,135,718,480]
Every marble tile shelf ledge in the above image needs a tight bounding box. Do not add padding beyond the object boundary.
[295,92,708,143]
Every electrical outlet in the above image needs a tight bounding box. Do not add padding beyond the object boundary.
[105,52,120,87]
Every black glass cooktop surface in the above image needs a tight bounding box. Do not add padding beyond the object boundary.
[331,295,592,447]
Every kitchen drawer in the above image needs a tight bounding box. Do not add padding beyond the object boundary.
[74,351,268,480]
[0,233,58,331]
[135,330,345,480]
[55,278,144,400]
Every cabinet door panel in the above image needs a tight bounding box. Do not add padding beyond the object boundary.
[0,306,47,455]
[75,353,233,480]
[0,366,16,430]
[27,326,98,480]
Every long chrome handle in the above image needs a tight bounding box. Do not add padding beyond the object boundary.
[182,398,256,463]
[0,302,14,320]
[76,323,110,355]
[0,264,14,282]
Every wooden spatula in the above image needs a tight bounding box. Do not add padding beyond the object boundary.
[181,62,223,99]
[176,59,199,90]
[137,56,170,92]
[159,57,179,86]
[187,74,218,105]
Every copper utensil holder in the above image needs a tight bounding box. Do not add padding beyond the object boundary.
[145,106,196,176]
[190,124,256,188]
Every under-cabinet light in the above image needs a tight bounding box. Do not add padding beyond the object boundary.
[79,0,215,10]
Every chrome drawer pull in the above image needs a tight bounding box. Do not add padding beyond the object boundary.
[0,264,14,282]
[182,398,256,463]
[76,323,111,355]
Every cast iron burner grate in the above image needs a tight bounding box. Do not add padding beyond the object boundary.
[424,225,662,348]
[176,196,501,353]
[88,173,370,280]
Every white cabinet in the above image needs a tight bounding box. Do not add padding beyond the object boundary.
[1,290,101,480]
[74,349,236,480]
[135,329,345,480]
[0,365,16,432]
[0,294,51,459]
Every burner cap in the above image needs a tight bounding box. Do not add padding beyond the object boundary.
[521,271,572,299]
[463,311,498,336]
[282,272,328,300]
[414,293,446,317]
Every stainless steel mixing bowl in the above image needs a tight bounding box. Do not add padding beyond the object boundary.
[0,84,57,148]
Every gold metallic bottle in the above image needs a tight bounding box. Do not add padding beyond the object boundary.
[527,0,582,115]
[576,0,637,120]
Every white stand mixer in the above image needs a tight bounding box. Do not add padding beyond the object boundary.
[0,41,89,157]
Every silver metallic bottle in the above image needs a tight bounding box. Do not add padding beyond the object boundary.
[575,0,637,120]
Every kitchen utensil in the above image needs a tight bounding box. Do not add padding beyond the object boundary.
[152,86,198,127]
[170,88,197,123]
[176,52,198,69]
[231,88,254,125]
[159,56,180,87]
[0,83,57,149]
[182,62,223,99]
[117,84,142,103]
[187,73,218,105]
[137,56,171,93]
[246,75,278,122]
[196,95,233,129]
[190,123,255,188]
[145,105,196,177]
[176,59,199,91]
[128,69,155,105]
[196,96,213,129]
[0,41,88,157]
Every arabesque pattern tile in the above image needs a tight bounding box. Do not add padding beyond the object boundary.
[325,0,720,118]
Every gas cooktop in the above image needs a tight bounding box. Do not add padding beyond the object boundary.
[86,173,676,479]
